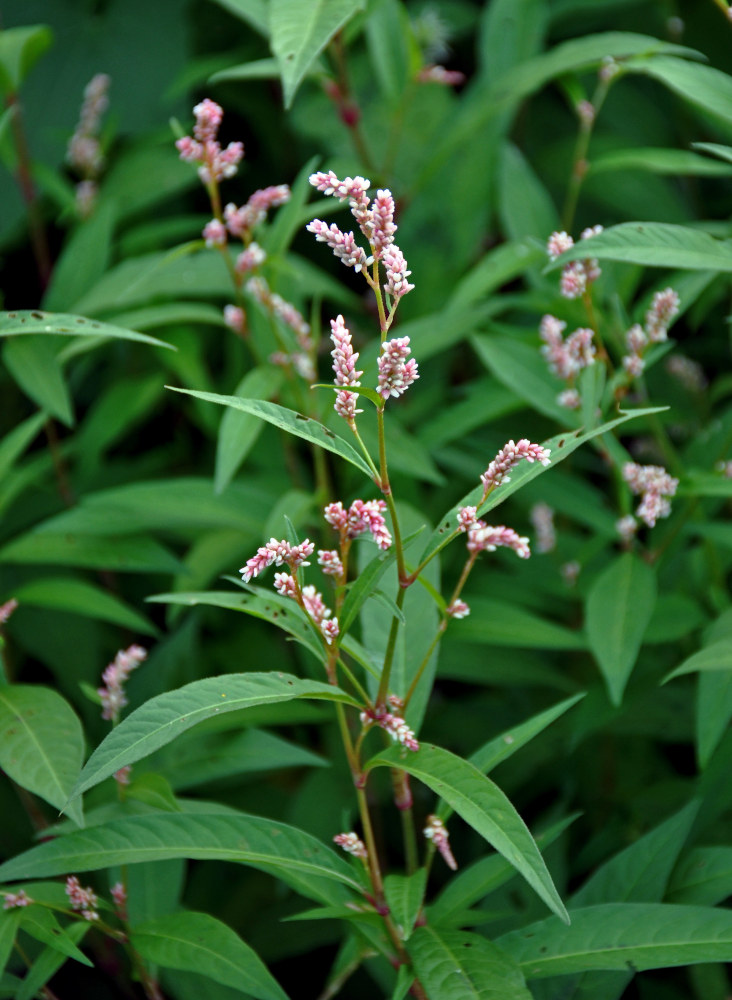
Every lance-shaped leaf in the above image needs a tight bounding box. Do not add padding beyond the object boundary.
[131,910,289,1000]
[547,222,732,272]
[270,0,365,108]
[667,847,732,906]
[418,408,665,568]
[0,310,173,348]
[383,870,426,942]
[586,554,657,705]
[18,908,92,967]
[68,673,360,802]
[0,811,362,896]
[167,387,375,479]
[664,639,732,682]
[365,743,568,923]
[0,686,84,827]
[407,927,533,1000]
[496,903,732,977]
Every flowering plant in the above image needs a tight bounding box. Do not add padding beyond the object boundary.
[0,3,732,999]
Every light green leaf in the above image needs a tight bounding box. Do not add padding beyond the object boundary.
[497,904,732,977]
[407,927,532,999]
[366,743,568,923]
[449,243,546,310]
[585,554,657,705]
[11,577,158,636]
[498,143,559,243]
[0,910,21,982]
[0,310,173,349]
[131,910,289,1000]
[168,387,374,479]
[693,141,732,166]
[18,907,92,966]
[0,686,84,827]
[383,870,426,942]
[69,673,359,801]
[632,56,732,129]
[450,597,585,650]
[0,533,182,574]
[668,848,732,906]
[2,337,73,426]
[548,222,732,272]
[215,368,283,493]
[104,303,225,331]
[590,147,732,177]
[365,0,410,101]
[664,640,732,682]
[0,25,53,94]
[270,0,365,108]
[0,811,361,896]
[418,409,665,569]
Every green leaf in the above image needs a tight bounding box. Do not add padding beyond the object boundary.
[104,302,225,331]
[668,848,732,906]
[0,412,45,481]
[0,533,182,574]
[693,141,732,166]
[270,0,365,108]
[0,25,53,94]
[418,409,665,570]
[697,671,732,770]
[215,368,283,493]
[429,815,580,927]
[18,907,92,967]
[208,0,269,35]
[15,921,89,1000]
[664,640,732,682]
[0,686,84,827]
[0,910,21,982]
[69,673,359,801]
[11,577,158,636]
[497,904,732,977]
[548,222,732,272]
[590,147,732,178]
[43,201,116,312]
[407,927,533,999]
[471,334,568,422]
[449,243,546,310]
[0,811,361,897]
[498,143,559,243]
[585,554,657,705]
[383,870,426,941]
[571,800,699,905]
[148,589,323,660]
[131,910,289,1000]
[365,0,411,101]
[450,597,585,650]
[2,337,73,426]
[209,57,281,83]
[366,743,568,923]
[167,387,375,479]
[631,56,732,129]
[0,310,173,349]
[338,546,397,637]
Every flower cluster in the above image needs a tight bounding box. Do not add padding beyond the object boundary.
[324,499,392,551]
[539,314,596,407]
[111,882,127,918]
[621,288,681,378]
[360,705,420,751]
[466,522,531,560]
[377,337,419,400]
[547,226,602,299]
[307,170,414,299]
[424,815,457,870]
[3,890,32,910]
[67,73,111,216]
[330,314,363,422]
[623,462,679,528]
[416,65,466,86]
[240,536,339,644]
[246,277,314,380]
[480,439,551,494]
[176,98,244,185]
[225,186,291,239]
[530,502,556,554]
[65,876,99,921]
[0,598,18,625]
[98,645,147,723]
[333,832,368,859]
[665,354,706,392]
[446,599,470,619]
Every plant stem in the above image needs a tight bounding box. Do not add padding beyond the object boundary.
[376,587,406,705]
[6,93,52,291]
[561,76,612,232]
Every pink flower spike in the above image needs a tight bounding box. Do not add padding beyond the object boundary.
[646,287,680,343]
[558,388,581,409]
[330,315,363,388]
[530,502,556,554]
[335,389,363,422]
[547,231,574,261]
[321,618,340,644]
[235,242,266,274]
[273,572,298,597]
[424,815,457,870]
[333,832,368,859]
[560,260,588,299]
[248,184,291,213]
[223,305,245,334]
[318,549,343,577]
[203,218,226,247]
[324,502,348,532]
[306,219,372,272]
[446,599,470,619]
[66,876,99,918]
[377,337,419,400]
[3,890,32,910]
[301,584,331,626]
[193,98,223,142]
[417,65,466,86]
[360,706,419,751]
[371,189,397,257]
[383,245,414,298]
[457,506,477,532]
[0,598,18,625]
[481,439,551,493]
[467,523,531,559]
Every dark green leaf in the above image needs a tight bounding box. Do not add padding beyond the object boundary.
[408,927,532,999]
[549,223,732,272]
[0,310,173,349]
[383,870,426,941]
[11,577,157,636]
